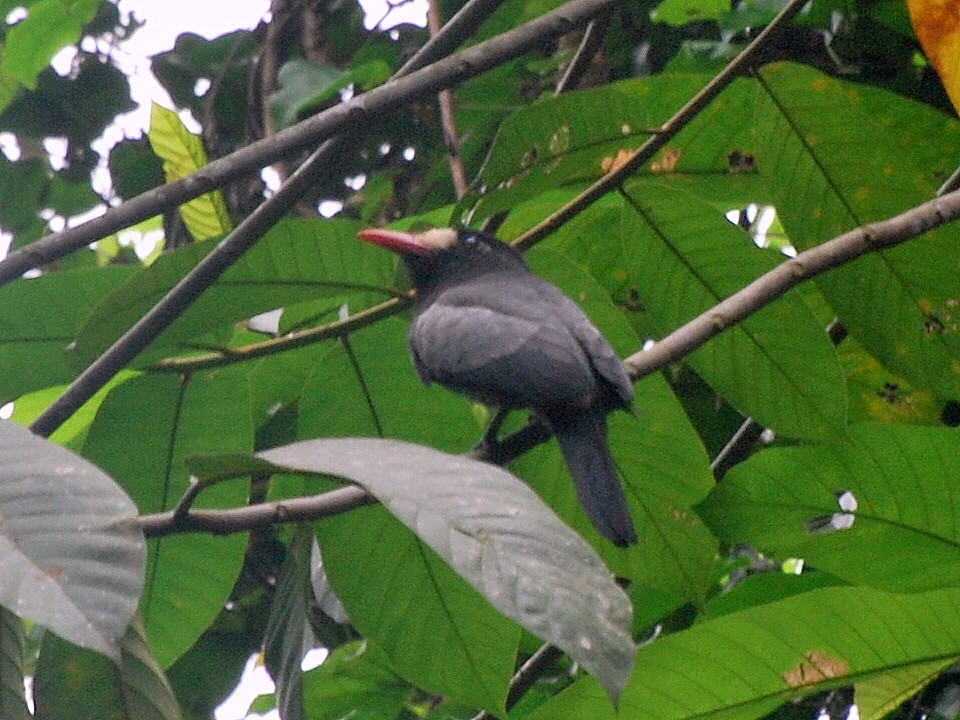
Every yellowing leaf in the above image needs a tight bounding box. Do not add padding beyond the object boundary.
[782,651,850,688]
[908,0,960,114]
[148,103,233,241]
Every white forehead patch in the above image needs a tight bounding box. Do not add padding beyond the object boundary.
[417,227,457,250]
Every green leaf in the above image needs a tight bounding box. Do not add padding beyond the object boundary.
[620,180,847,439]
[295,319,518,711]
[698,423,960,592]
[70,217,394,368]
[81,371,251,667]
[148,103,232,241]
[9,370,139,450]
[651,0,731,26]
[526,676,616,720]
[263,526,314,720]
[260,438,636,705]
[3,0,101,88]
[0,266,134,402]
[302,641,411,720]
[165,605,260,720]
[749,62,960,399]
[0,608,30,720]
[0,157,46,233]
[464,73,755,225]
[316,501,518,714]
[0,419,145,660]
[270,58,352,129]
[619,586,960,720]
[34,614,182,720]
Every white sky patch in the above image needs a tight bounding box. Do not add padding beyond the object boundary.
[356,0,426,29]
[214,654,276,720]
[109,0,271,138]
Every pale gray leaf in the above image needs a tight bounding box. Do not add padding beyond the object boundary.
[259,438,636,702]
[0,421,145,660]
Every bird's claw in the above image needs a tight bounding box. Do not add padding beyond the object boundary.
[471,408,509,465]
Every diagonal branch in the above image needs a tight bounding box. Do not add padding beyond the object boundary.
[0,0,609,287]
[137,188,960,537]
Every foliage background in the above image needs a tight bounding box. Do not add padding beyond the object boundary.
[0,0,958,719]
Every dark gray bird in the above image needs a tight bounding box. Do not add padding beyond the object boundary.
[357,226,637,546]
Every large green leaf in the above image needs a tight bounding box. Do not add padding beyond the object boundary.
[462,71,761,225]
[618,586,960,720]
[0,266,133,402]
[3,0,101,88]
[619,180,847,439]
[81,371,251,667]
[70,217,395,368]
[34,615,182,720]
[302,641,411,720]
[530,587,960,720]
[270,58,352,129]
[748,62,960,399]
[698,423,960,592]
[0,420,145,659]
[260,438,636,704]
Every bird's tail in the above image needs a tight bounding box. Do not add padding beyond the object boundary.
[550,410,637,547]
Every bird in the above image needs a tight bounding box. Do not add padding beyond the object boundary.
[357,226,637,546]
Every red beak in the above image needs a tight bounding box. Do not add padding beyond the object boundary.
[358,229,432,256]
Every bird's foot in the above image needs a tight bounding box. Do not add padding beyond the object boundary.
[470,408,509,466]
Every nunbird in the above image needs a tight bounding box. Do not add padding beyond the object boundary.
[357,226,638,546]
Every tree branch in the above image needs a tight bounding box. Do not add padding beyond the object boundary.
[0,0,611,287]
[621,189,960,380]
[140,485,376,538]
[149,295,411,373]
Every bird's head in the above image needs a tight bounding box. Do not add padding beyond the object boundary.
[357,226,527,290]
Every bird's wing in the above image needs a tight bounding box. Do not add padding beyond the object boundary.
[409,299,596,408]
[534,281,635,407]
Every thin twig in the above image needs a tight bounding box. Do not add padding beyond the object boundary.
[512,0,808,251]
[710,419,764,479]
[140,485,377,537]
[149,295,410,373]
[554,13,610,95]
[472,643,564,720]
[29,0,595,436]
[0,0,609,287]
[428,0,469,197]
[171,478,205,521]
[938,163,960,196]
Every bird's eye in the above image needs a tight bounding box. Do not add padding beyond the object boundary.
[463,234,477,246]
